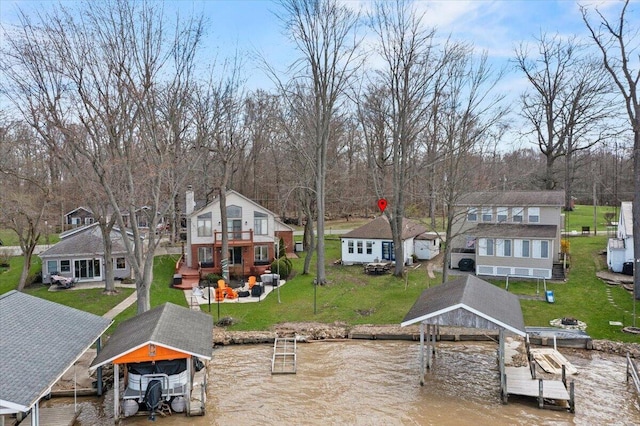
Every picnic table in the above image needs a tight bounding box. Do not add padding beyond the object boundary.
[364,262,391,275]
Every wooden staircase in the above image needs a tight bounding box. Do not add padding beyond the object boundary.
[552,263,566,281]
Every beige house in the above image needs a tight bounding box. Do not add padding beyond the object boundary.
[449,191,565,280]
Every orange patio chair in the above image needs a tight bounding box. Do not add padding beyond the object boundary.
[218,279,226,290]
[214,287,225,302]
[248,276,257,289]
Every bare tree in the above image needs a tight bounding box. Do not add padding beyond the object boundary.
[278,0,360,285]
[582,0,640,300]
[193,62,247,281]
[363,0,445,276]
[0,122,50,290]
[437,48,507,283]
[515,33,614,205]
[1,1,204,312]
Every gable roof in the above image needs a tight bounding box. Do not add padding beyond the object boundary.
[0,291,112,412]
[456,191,565,207]
[190,190,294,230]
[342,216,428,240]
[468,223,558,239]
[39,224,129,258]
[64,206,93,217]
[90,303,213,369]
[401,275,526,336]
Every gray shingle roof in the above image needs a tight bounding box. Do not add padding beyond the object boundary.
[401,275,526,336]
[342,216,428,240]
[456,191,565,207]
[467,223,558,239]
[91,303,213,369]
[39,224,128,258]
[0,291,112,412]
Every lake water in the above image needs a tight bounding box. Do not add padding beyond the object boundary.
[46,340,640,425]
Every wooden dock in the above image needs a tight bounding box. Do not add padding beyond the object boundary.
[499,334,575,412]
[271,337,297,374]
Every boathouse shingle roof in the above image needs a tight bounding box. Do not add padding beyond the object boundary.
[401,275,526,336]
[0,291,112,412]
[91,303,213,369]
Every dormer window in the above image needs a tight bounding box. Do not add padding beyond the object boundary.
[467,208,478,221]
[528,207,540,223]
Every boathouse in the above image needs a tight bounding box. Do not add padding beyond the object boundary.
[0,291,112,426]
[90,303,213,419]
[401,275,575,411]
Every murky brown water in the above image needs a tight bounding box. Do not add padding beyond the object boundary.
[44,340,640,425]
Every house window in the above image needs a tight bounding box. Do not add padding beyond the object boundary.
[255,245,269,262]
[198,247,213,264]
[74,259,101,280]
[348,241,354,254]
[532,240,549,259]
[528,207,540,223]
[357,241,363,254]
[84,217,94,225]
[496,239,511,257]
[197,212,212,237]
[514,239,530,258]
[60,260,71,272]
[497,207,508,222]
[116,257,126,269]
[478,238,494,256]
[254,212,268,235]
[227,205,242,218]
[512,208,524,223]
[366,241,373,255]
[47,260,57,274]
[482,208,493,222]
[467,208,478,222]
[382,241,395,261]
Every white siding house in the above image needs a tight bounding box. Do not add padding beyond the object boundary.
[340,216,432,265]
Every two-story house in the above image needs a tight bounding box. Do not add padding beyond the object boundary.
[449,191,565,280]
[185,188,294,278]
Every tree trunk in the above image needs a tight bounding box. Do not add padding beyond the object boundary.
[16,250,34,291]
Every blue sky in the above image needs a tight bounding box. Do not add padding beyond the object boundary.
[2,0,632,92]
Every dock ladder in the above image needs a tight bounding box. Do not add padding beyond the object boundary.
[272,337,297,374]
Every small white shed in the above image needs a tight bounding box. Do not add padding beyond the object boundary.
[414,233,441,260]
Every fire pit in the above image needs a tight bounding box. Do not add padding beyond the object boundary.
[561,317,579,326]
[550,317,587,330]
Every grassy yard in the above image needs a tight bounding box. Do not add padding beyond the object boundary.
[0,205,636,343]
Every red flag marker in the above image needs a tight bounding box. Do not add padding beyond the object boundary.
[377,198,387,213]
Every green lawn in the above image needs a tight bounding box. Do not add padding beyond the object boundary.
[0,206,637,343]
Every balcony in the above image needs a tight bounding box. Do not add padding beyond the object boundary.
[213,229,254,245]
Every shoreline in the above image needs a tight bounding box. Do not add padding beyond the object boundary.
[213,322,640,358]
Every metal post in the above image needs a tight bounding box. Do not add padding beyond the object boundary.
[208,280,211,313]
[419,322,425,385]
[96,338,103,396]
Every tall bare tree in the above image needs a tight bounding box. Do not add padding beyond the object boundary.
[278,0,360,285]
[363,0,444,276]
[1,1,204,312]
[582,0,640,300]
[0,122,51,290]
[515,33,613,202]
